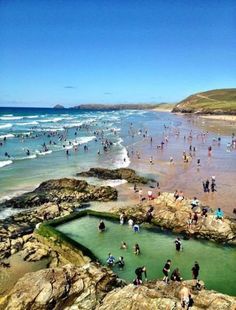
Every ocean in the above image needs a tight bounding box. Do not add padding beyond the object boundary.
[0,107,159,205]
[1,106,236,218]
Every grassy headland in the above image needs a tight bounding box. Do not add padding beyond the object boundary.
[172,88,236,115]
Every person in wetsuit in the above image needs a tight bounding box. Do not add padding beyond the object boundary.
[135,266,147,281]
[192,261,200,279]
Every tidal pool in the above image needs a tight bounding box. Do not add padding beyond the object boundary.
[56,215,236,296]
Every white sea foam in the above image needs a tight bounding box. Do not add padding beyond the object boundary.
[0,116,23,120]
[0,207,23,220]
[38,117,63,123]
[113,137,131,168]
[36,150,52,155]
[0,134,15,139]
[25,115,39,119]
[102,179,127,187]
[14,154,37,160]
[63,122,84,128]
[0,160,13,168]
[16,121,39,126]
[2,114,13,117]
[78,136,96,144]
[0,123,12,129]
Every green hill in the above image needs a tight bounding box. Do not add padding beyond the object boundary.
[172,88,236,114]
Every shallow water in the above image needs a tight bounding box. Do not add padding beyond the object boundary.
[0,107,236,216]
[56,215,236,296]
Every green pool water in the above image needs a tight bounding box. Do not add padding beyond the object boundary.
[56,215,236,296]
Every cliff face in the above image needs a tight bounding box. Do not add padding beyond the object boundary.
[172,88,236,115]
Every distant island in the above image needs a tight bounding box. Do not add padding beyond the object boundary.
[71,103,172,111]
[172,88,236,115]
[53,104,65,109]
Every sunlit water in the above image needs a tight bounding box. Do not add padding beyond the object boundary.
[56,216,236,296]
[0,107,236,217]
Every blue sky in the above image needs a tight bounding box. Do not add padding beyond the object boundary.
[0,0,235,107]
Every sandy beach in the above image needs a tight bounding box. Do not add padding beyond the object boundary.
[199,115,236,122]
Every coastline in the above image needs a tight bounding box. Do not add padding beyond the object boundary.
[199,114,236,122]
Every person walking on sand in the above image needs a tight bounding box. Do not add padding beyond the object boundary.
[139,188,143,201]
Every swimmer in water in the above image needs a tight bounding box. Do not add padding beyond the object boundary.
[134,243,140,255]
[106,253,115,267]
[98,220,106,232]
[174,237,182,251]
[116,256,125,270]
[120,241,128,249]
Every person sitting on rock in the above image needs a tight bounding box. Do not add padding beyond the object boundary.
[180,286,191,309]
[128,218,134,227]
[190,197,199,209]
[215,208,224,220]
[192,212,198,225]
[170,268,182,281]
[145,206,154,223]
[120,212,125,225]
[174,190,179,200]
[201,207,208,218]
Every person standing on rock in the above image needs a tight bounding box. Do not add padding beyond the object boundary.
[135,266,147,282]
[180,286,193,309]
[162,259,171,283]
[192,261,200,279]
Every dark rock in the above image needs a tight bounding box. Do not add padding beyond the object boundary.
[77,167,154,184]
[1,178,117,209]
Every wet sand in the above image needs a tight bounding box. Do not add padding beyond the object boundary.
[0,252,49,296]
[124,112,236,215]
[200,115,236,122]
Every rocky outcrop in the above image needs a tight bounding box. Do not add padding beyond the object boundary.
[2,264,235,310]
[2,178,117,209]
[113,192,236,244]
[53,104,65,109]
[77,168,154,184]
[0,179,117,260]
[98,281,236,310]
[1,263,122,310]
